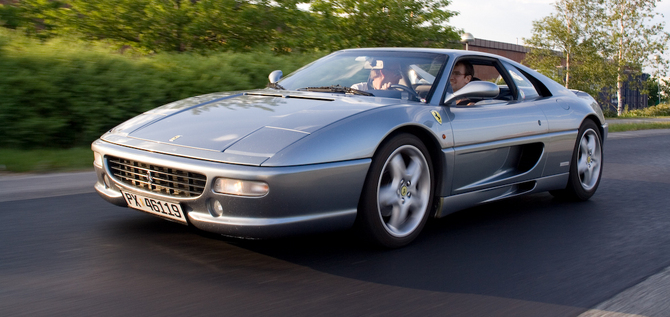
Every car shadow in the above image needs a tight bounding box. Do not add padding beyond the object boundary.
[187,192,615,307]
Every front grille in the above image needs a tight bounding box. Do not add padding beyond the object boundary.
[107,156,207,198]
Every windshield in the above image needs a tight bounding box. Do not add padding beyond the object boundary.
[278,51,447,102]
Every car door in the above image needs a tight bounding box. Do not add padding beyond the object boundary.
[446,58,549,195]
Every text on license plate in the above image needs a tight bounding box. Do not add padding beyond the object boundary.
[121,190,187,224]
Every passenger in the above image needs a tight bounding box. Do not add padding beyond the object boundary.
[352,61,403,91]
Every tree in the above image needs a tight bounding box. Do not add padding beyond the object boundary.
[4,0,461,53]
[54,0,280,52]
[0,3,24,29]
[186,0,279,52]
[1,0,66,38]
[647,76,670,105]
[523,0,615,99]
[310,0,460,49]
[60,0,151,49]
[602,0,669,115]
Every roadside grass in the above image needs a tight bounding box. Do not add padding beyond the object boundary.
[0,147,92,173]
[1,120,669,174]
[608,121,670,132]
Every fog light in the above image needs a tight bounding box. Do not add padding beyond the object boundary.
[103,174,111,189]
[213,178,269,197]
[209,199,224,217]
[94,152,103,168]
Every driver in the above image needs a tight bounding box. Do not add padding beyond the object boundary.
[352,61,403,91]
[451,60,477,105]
[450,60,474,92]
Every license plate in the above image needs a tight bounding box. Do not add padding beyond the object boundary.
[121,190,187,224]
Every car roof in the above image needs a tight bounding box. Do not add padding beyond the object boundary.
[338,47,517,62]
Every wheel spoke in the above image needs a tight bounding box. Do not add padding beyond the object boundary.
[389,154,406,181]
[577,156,588,174]
[406,194,424,214]
[408,186,418,199]
[591,157,600,171]
[378,184,398,207]
[407,156,422,185]
[583,165,593,184]
[386,204,401,229]
[580,137,589,156]
[588,135,596,155]
[388,201,409,229]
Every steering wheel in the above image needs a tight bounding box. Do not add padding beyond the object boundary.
[389,84,420,101]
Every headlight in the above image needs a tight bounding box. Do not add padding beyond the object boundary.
[213,178,269,197]
[94,152,103,168]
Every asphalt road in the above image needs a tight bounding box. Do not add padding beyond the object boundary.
[2,129,670,316]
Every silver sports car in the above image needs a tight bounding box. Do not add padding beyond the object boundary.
[92,48,606,247]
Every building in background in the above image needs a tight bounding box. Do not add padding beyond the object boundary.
[601,72,649,112]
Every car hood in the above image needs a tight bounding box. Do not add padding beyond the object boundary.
[102,90,394,165]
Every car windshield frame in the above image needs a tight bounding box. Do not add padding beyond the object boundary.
[278,50,448,102]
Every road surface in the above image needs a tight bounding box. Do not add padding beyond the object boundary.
[1,129,670,316]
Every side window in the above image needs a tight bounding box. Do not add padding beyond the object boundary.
[472,64,513,100]
[471,64,500,82]
[446,59,516,103]
[504,63,540,100]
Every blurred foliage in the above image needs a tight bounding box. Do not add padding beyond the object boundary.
[3,0,460,53]
[310,0,459,49]
[0,29,322,148]
[0,0,65,38]
[0,3,23,29]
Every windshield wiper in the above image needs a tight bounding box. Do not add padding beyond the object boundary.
[298,85,374,96]
[267,82,286,90]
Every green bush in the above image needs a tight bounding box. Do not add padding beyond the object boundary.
[602,107,619,118]
[0,147,93,173]
[618,103,670,118]
[0,29,323,148]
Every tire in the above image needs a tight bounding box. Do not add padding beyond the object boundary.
[357,133,434,248]
[550,119,603,201]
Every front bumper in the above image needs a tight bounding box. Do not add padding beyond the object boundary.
[92,139,370,238]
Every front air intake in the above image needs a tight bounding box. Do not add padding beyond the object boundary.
[107,156,206,198]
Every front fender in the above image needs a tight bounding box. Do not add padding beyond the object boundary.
[262,104,452,167]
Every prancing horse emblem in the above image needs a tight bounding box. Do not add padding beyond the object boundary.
[169,135,182,142]
[431,110,442,125]
[146,171,154,183]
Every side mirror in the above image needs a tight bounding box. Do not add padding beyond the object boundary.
[444,81,500,105]
[269,70,283,84]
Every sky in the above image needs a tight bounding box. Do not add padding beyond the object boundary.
[447,0,670,46]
